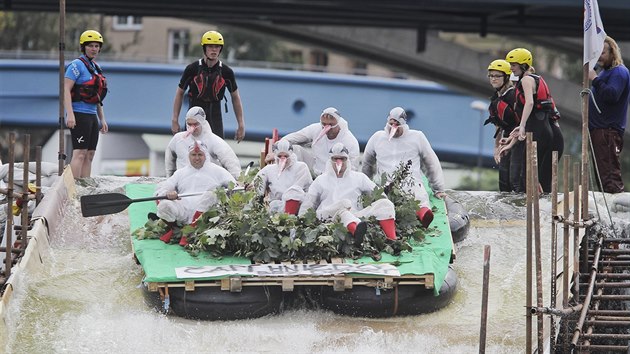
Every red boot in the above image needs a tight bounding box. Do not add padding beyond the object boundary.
[284,200,301,215]
[191,211,203,227]
[159,229,174,243]
[416,207,434,228]
[179,235,188,247]
[379,218,397,240]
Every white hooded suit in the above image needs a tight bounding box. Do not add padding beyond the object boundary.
[255,141,313,213]
[363,116,445,209]
[155,156,235,224]
[299,144,394,227]
[165,106,241,178]
[281,108,360,176]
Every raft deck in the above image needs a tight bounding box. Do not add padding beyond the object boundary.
[127,183,454,295]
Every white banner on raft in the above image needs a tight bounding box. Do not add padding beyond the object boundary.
[175,263,401,279]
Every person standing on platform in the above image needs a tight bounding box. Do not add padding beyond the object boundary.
[505,47,561,193]
[588,36,630,193]
[171,30,245,142]
[483,59,520,192]
[63,30,109,179]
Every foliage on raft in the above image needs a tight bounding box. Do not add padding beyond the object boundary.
[132,162,438,263]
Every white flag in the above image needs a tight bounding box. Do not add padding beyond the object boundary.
[584,0,607,69]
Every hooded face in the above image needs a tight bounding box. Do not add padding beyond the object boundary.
[331,156,348,177]
[189,150,206,169]
[276,152,290,175]
[185,118,201,137]
[314,114,340,143]
[387,119,404,140]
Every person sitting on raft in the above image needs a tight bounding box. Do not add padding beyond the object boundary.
[253,140,313,215]
[165,106,241,179]
[299,142,398,243]
[155,141,236,245]
[267,107,360,176]
[362,107,446,228]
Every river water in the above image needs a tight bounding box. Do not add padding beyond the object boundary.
[4,177,562,353]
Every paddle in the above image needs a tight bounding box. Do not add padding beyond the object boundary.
[80,192,203,217]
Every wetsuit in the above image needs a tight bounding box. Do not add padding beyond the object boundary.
[514,74,554,193]
[178,59,238,138]
[486,86,520,192]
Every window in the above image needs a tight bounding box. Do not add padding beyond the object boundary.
[309,50,328,72]
[168,29,190,62]
[112,16,143,31]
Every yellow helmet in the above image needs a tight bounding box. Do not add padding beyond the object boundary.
[487,59,511,75]
[505,48,532,66]
[80,30,103,45]
[201,31,224,46]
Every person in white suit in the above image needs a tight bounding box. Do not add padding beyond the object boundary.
[254,140,313,214]
[362,107,446,228]
[155,141,235,245]
[299,143,398,243]
[272,107,360,176]
[165,106,241,179]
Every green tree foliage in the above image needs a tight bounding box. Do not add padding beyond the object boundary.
[220,27,302,64]
[0,11,107,53]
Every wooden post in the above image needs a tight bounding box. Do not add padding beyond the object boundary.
[526,133,533,353]
[479,245,491,354]
[36,146,42,205]
[573,162,581,298]
[550,151,559,352]
[4,133,16,276]
[581,63,589,226]
[58,0,66,175]
[532,142,544,351]
[21,135,30,249]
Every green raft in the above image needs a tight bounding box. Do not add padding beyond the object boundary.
[128,183,459,320]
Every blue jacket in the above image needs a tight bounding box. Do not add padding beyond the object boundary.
[588,64,630,134]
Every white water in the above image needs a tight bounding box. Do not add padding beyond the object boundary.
[4,178,576,353]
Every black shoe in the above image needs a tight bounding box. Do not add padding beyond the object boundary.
[354,221,367,245]
[147,212,159,221]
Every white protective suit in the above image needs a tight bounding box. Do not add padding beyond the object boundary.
[254,141,313,213]
[165,107,241,178]
[281,108,360,176]
[299,145,394,227]
[155,160,235,224]
[362,112,445,209]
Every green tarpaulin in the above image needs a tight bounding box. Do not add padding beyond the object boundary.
[127,183,453,294]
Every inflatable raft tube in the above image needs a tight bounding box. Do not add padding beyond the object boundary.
[445,195,469,243]
[143,284,285,320]
[315,265,458,317]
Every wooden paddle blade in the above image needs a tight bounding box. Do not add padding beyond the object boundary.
[80,193,133,217]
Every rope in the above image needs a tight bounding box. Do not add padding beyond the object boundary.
[580,88,602,114]
[587,124,618,239]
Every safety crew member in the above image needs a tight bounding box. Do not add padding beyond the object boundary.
[171,30,245,142]
[63,30,109,179]
[484,59,521,192]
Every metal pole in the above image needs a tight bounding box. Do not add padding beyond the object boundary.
[526,133,533,353]
[479,245,491,354]
[58,0,66,175]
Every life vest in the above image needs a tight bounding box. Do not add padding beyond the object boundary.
[485,86,519,134]
[514,74,561,121]
[191,59,227,102]
[71,56,108,105]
